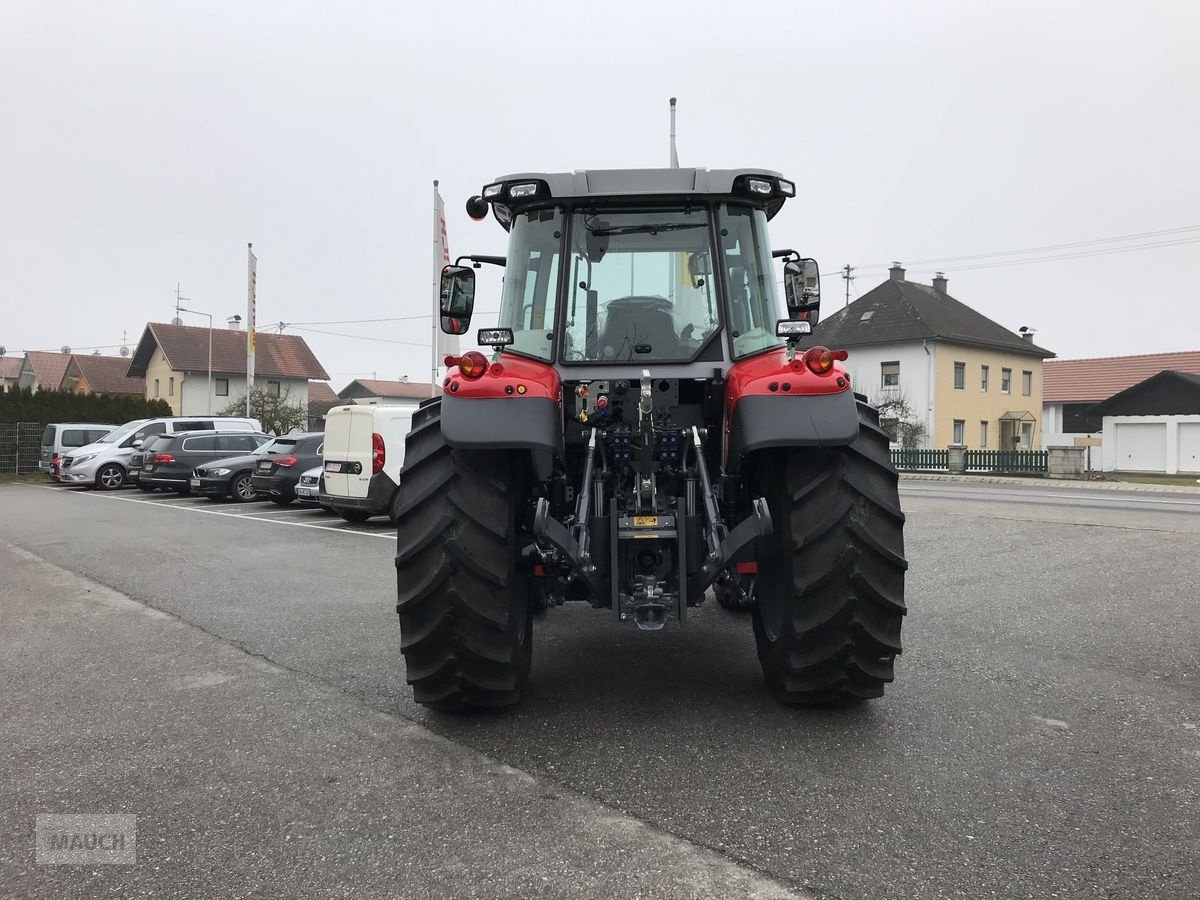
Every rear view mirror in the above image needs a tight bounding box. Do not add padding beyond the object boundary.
[131,439,143,449]
[783,258,821,326]
[440,265,475,336]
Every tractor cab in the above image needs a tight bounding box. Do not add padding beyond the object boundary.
[442,169,810,372]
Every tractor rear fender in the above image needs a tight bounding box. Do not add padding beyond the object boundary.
[439,355,563,479]
[724,348,859,468]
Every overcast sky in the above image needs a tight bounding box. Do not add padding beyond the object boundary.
[2,1,1197,387]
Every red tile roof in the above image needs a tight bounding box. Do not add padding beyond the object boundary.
[23,350,72,389]
[338,379,441,400]
[1043,351,1200,402]
[68,354,146,395]
[308,381,338,403]
[128,323,329,381]
[0,356,22,380]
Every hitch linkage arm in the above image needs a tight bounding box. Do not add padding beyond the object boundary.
[533,428,606,598]
[689,426,772,594]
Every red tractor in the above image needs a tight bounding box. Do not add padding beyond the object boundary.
[394,168,907,710]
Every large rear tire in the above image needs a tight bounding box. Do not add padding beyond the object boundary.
[394,400,532,711]
[750,398,907,704]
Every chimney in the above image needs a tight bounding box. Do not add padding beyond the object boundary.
[889,261,906,282]
[1018,326,1036,343]
[932,272,948,294]
[227,315,243,331]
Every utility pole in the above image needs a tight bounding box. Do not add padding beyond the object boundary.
[842,265,854,308]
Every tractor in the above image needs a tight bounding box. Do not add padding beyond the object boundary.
[394,168,907,710]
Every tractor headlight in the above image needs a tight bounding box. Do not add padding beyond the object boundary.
[747,178,773,195]
[507,182,539,199]
[776,320,813,338]
[483,183,504,198]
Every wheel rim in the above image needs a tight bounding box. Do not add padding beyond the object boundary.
[235,475,254,499]
[99,467,122,489]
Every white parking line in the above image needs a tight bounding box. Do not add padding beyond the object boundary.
[39,485,396,541]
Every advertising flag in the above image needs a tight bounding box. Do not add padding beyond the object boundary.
[434,184,459,358]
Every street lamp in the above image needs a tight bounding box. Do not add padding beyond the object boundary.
[177,306,213,415]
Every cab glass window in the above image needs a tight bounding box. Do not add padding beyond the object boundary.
[718,205,785,359]
[496,208,563,361]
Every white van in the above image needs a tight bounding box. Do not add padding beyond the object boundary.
[320,404,414,522]
[39,423,115,475]
[59,415,263,490]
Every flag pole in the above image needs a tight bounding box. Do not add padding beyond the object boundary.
[246,243,256,418]
[669,96,678,168]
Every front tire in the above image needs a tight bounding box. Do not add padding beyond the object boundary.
[229,472,257,503]
[750,398,907,705]
[337,508,371,523]
[394,399,532,711]
[95,464,126,491]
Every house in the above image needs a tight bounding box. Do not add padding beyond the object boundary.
[1089,371,1200,475]
[1042,351,1200,451]
[17,350,72,392]
[307,380,340,431]
[126,322,330,416]
[336,379,440,410]
[0,355,22,389]
[59,354,146,396]
[811,265,1055,449]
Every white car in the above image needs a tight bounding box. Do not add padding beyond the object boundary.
[59,416,263,490]
[294,465,329,508]
[321,404,414,522]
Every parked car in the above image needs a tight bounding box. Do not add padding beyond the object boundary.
[59,416,263,490]
[250,433,324,505]
[192,434,317,503]
[320,404,414,522]
[136,431,272,493]
[294,465,328,508]
[39,423,114,478]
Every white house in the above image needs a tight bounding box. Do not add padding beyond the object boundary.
[126,322,330,416]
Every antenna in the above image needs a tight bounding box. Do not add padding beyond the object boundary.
[842,264,855,308]
[120,329,129,357]
[173,282,190,325]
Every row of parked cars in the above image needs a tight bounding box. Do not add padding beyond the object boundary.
[41,405,416,522]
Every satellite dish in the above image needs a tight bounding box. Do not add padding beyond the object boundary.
[61,345,71,355]
[93,350,101,355]
[0,345,6,357]
[120,344,130,357]
[171,317,183,326]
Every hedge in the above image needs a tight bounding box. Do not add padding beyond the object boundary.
[0,385,172,425]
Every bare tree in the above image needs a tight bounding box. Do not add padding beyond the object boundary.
[219,386,308,435]
[872,390,927,449]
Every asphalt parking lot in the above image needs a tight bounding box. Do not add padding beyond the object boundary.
[2,479,1198,899]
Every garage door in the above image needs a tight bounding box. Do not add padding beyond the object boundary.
[1113,422,1167,472]
[1179,423,1200,474]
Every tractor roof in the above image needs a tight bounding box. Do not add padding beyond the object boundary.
[480,168,793,228]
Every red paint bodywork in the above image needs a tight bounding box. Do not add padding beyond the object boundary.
[723,347,853,463]
[724,347,851,408]
[444,352,562,403]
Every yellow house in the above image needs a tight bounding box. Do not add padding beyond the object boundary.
[812,266,1055,449]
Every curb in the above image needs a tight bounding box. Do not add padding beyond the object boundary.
[898,473,1200,494]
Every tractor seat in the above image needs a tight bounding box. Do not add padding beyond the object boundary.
[600,296,681,360]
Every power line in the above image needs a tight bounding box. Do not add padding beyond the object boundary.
[859,224,1200,270]
[286,325,430,347]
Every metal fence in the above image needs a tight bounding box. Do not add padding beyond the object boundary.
[890,447,1048,474]
[965,449,1048,474]
[0,422,46,474]
[890,449,950,471]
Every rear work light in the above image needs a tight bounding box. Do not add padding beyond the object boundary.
[458,350,489,380]
[372,432,385,474]
[802,345,848,375]
[152,453,175,463]
[274,456,298,468]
